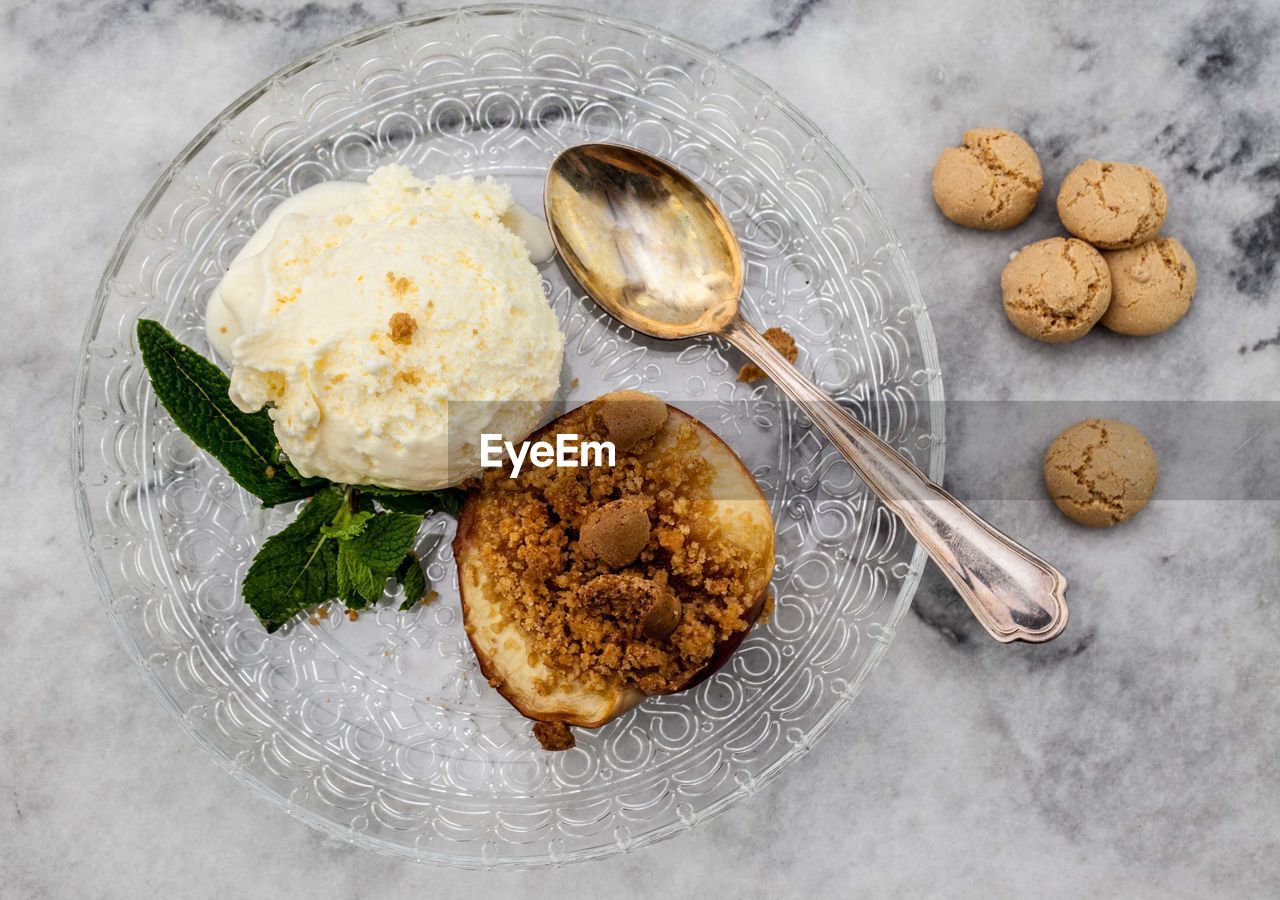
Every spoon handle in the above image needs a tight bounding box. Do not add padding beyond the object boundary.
[721,315,1068,643]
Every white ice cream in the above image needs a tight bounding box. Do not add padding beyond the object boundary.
[205,165,563,490]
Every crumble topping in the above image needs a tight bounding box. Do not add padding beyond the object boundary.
[386,270,416,297]
[532,720,575,751]
[389,312,417,344]
[467,395,765,696]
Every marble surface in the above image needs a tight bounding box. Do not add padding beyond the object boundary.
[4,0,1279,895]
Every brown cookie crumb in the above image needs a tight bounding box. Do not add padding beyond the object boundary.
[532,720,575,751]
[638,587,682,641]
[389,312,417,344]
[580,574,682,643]
[739,327,798,382]
[579,498,651,568]
[597,390,668,451]
[386,270,416,297]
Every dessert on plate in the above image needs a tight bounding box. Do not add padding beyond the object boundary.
[454,391,776,747]
[139,162,779,746]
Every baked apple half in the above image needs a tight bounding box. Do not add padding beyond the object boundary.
[453,392,775,738]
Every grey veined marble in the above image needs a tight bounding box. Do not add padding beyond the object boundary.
[3,0,1279,896]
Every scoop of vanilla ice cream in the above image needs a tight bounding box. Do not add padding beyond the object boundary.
[205,165,563,490]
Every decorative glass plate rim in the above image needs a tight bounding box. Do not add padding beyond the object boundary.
[70,3,945,868]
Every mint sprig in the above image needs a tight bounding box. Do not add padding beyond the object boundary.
[337,512,424,607]
[136,320,316,507]
[137,319,459,632]
[243,487,345,632]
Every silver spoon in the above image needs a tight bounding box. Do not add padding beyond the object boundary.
[545,143,1068,643]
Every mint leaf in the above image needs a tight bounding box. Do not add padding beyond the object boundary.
[242,487,344,632]
[337,543,383,606]
[346,511,424,576]
[361,485,466,517]
[321,508,374,540]
[333,511,423,606]
[397,554,427,610]
[136,319,318,507]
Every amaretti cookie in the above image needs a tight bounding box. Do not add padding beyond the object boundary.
[1101,237,1197,335]
[1056,160,1167,249]
[932,129,1044,230]
[1001,237,1112,343]
[1043,419,1158,527]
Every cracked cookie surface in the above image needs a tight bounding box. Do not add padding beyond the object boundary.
[932,128,1043,230]
[1001,237,1112,343]
[1101,236,1197,335]
[1043,419,1158,527]
[1057,160,1168,249]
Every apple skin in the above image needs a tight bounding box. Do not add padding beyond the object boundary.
[670,587,768,693]
[453,403,775,729]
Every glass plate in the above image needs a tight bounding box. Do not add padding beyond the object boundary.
[72,4,943,868]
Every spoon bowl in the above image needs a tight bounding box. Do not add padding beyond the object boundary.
[545,143,742,339]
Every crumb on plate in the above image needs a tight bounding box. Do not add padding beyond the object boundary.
[738,327,797,382]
